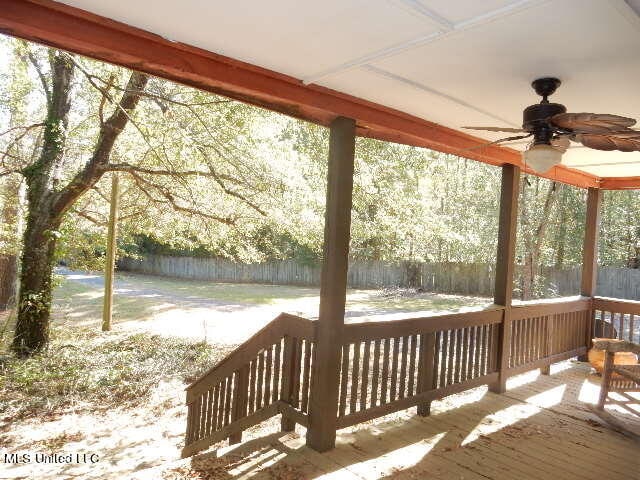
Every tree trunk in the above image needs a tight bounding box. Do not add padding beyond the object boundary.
[12,211,58,354]
[554,185,567,269]
[521,181,558,300]
[10,55,148,355]
[0,254,18,309]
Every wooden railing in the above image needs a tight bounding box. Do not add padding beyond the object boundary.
[182,313,315,458]
[182,296,602,457]
[508,298,592,375]
[593,297,640,344]
[336,308,503,427]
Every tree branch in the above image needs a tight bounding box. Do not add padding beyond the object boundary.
[127,170,236,224]
[51,70,149,218]
[26,50,51,103]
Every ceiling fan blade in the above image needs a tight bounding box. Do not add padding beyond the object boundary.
[551,113,637,133]
[574,133,640,152]
[551,135,571,153]
[462,126,527,133]
[463,134,532,151]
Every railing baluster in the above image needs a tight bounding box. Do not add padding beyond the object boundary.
[371,339,381,408]
[273,340,282,404]
[350,341,361,414]
[263,344,273,406]
[440,330,450,385]
[446,330,456,386]
[390,337,399,400]
[301,339,312,412]
[407,334,417,396]
[399,336,409,398]
[360,341,371,410]
[223,375,232,426]
[292,338,303,407]
[381,338,390,404]
[338,343,350,417]
[472,326,481,378]
[463,327,471,381]
[256,350,265,410]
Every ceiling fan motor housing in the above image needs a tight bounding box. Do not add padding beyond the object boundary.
[523,102,566,144]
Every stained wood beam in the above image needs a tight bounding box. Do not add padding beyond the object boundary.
[599,177,640,190]
[581,188,602,297]
[0,0,604,189]
[490,164,520,394]
[579,188,602,359]
[307,117,356,452]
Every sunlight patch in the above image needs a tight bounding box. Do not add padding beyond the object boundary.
[461,403,541,445]
[323,432,446,479]
[525,384,567,408]
[76,291,102,300]
[65,274,100,280]
[506,369,540,390]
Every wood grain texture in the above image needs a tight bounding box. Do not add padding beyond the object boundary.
[307,117,356,452]
[491,164,520,393]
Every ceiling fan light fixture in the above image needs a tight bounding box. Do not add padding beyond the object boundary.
[522,144,562,173]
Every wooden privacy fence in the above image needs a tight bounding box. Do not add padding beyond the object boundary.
[120,255,640,300]
[120,256,496,295]
[182,296,607,457]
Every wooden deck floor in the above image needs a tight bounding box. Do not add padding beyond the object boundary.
[180,361,640,480]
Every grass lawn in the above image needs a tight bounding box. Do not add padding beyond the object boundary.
[51,271,491,333]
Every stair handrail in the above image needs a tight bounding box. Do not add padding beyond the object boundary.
[186,313,315,402]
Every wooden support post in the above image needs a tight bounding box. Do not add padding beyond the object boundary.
[229,366,249,444]
[417,332,436,416]
[306,117,356,452]
[490,164,520,394]
[579,188,602,361]
[102,174,119,332]
[280,335,297,432]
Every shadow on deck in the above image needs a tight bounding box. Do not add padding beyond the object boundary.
[177,362,639,480]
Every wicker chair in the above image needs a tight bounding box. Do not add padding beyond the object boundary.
[592,340,640,422]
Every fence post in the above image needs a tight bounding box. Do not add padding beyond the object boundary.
[417,332,436,416]
[229,365,249,444]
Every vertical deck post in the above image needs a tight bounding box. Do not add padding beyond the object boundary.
[280,335,297,432]
[417,332,436,416]
[102,173,119,332]
[490,164,520,394]
[306,117,356,452]
[579,187,602,360]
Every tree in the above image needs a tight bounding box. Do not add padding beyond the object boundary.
[1,38,285,355]
[11,49,148,355]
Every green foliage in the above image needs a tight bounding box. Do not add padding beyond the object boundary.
[0,33,638,290]
[0,326,222,419]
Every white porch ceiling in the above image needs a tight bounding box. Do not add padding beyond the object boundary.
[61,0,640,179]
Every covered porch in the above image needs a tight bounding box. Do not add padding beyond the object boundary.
[2,1,639,476]
[176,362,638,479]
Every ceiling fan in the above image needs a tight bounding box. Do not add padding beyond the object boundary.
[463,77,640,173]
